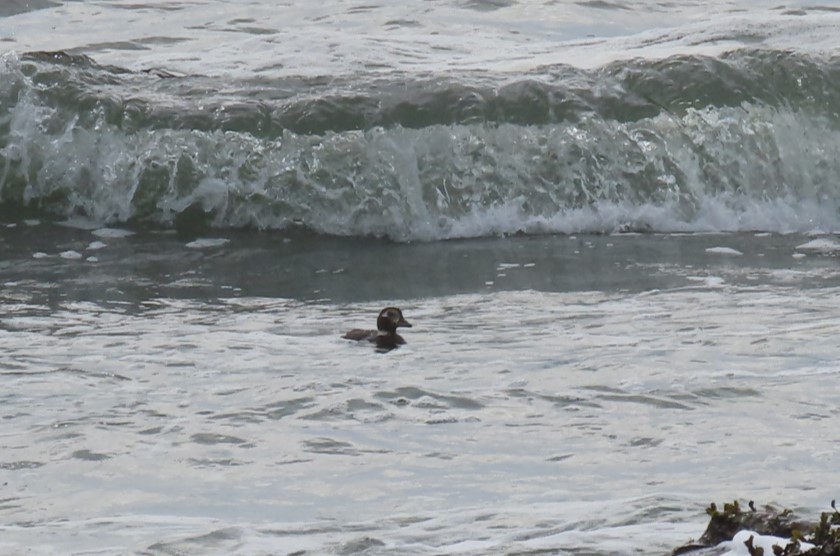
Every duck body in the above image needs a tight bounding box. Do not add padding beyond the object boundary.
[343,307,412,352]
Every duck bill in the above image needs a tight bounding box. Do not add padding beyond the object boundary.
[397,318,412,328]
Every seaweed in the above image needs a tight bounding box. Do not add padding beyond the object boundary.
[672,500,840,556]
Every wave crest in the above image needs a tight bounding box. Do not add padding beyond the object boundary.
[2,50,840,240]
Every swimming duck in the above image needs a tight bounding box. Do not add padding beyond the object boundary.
[343,307,412,351]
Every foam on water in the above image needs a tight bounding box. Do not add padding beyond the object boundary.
[0,498,701,555]
[2,5,840,240]
[4,5,840,242]
[796,238,840,254]
[4,71,840,240]
[3,3,840,553]
[2,282,840,553]
[2,1,839,77]
[91,228,135,239]
[705,246,744,256]
[185,237,231,249]
[723,530,816,555]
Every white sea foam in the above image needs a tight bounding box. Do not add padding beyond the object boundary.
[2,285,839,553]
[185,238,231,248]
[795,237,840,254]
[3,52,840,241]
[3,1,839,78]
[706,246,743,256]
[10,229,840,553]
[91,228,134,238]
[686,275,726,287]
[721,530,815,555]
[2,2,840,549]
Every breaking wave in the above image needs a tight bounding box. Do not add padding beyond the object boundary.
[1,49,840,241]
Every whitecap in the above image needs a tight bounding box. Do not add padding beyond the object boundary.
[87,241,108,250]
[60,250,83,260]
[185,238,230,249]
[686,275,725,287]
[705,247,743,256]
[92,228,135,239]
[795,238,840,254]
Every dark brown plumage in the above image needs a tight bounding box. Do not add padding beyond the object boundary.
[343,307,412,352]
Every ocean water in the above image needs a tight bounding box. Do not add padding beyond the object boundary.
[2,1,840,555]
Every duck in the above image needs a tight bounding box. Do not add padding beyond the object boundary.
[343,307,412,352]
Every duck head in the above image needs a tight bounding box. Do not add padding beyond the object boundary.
[376,307,412,334]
